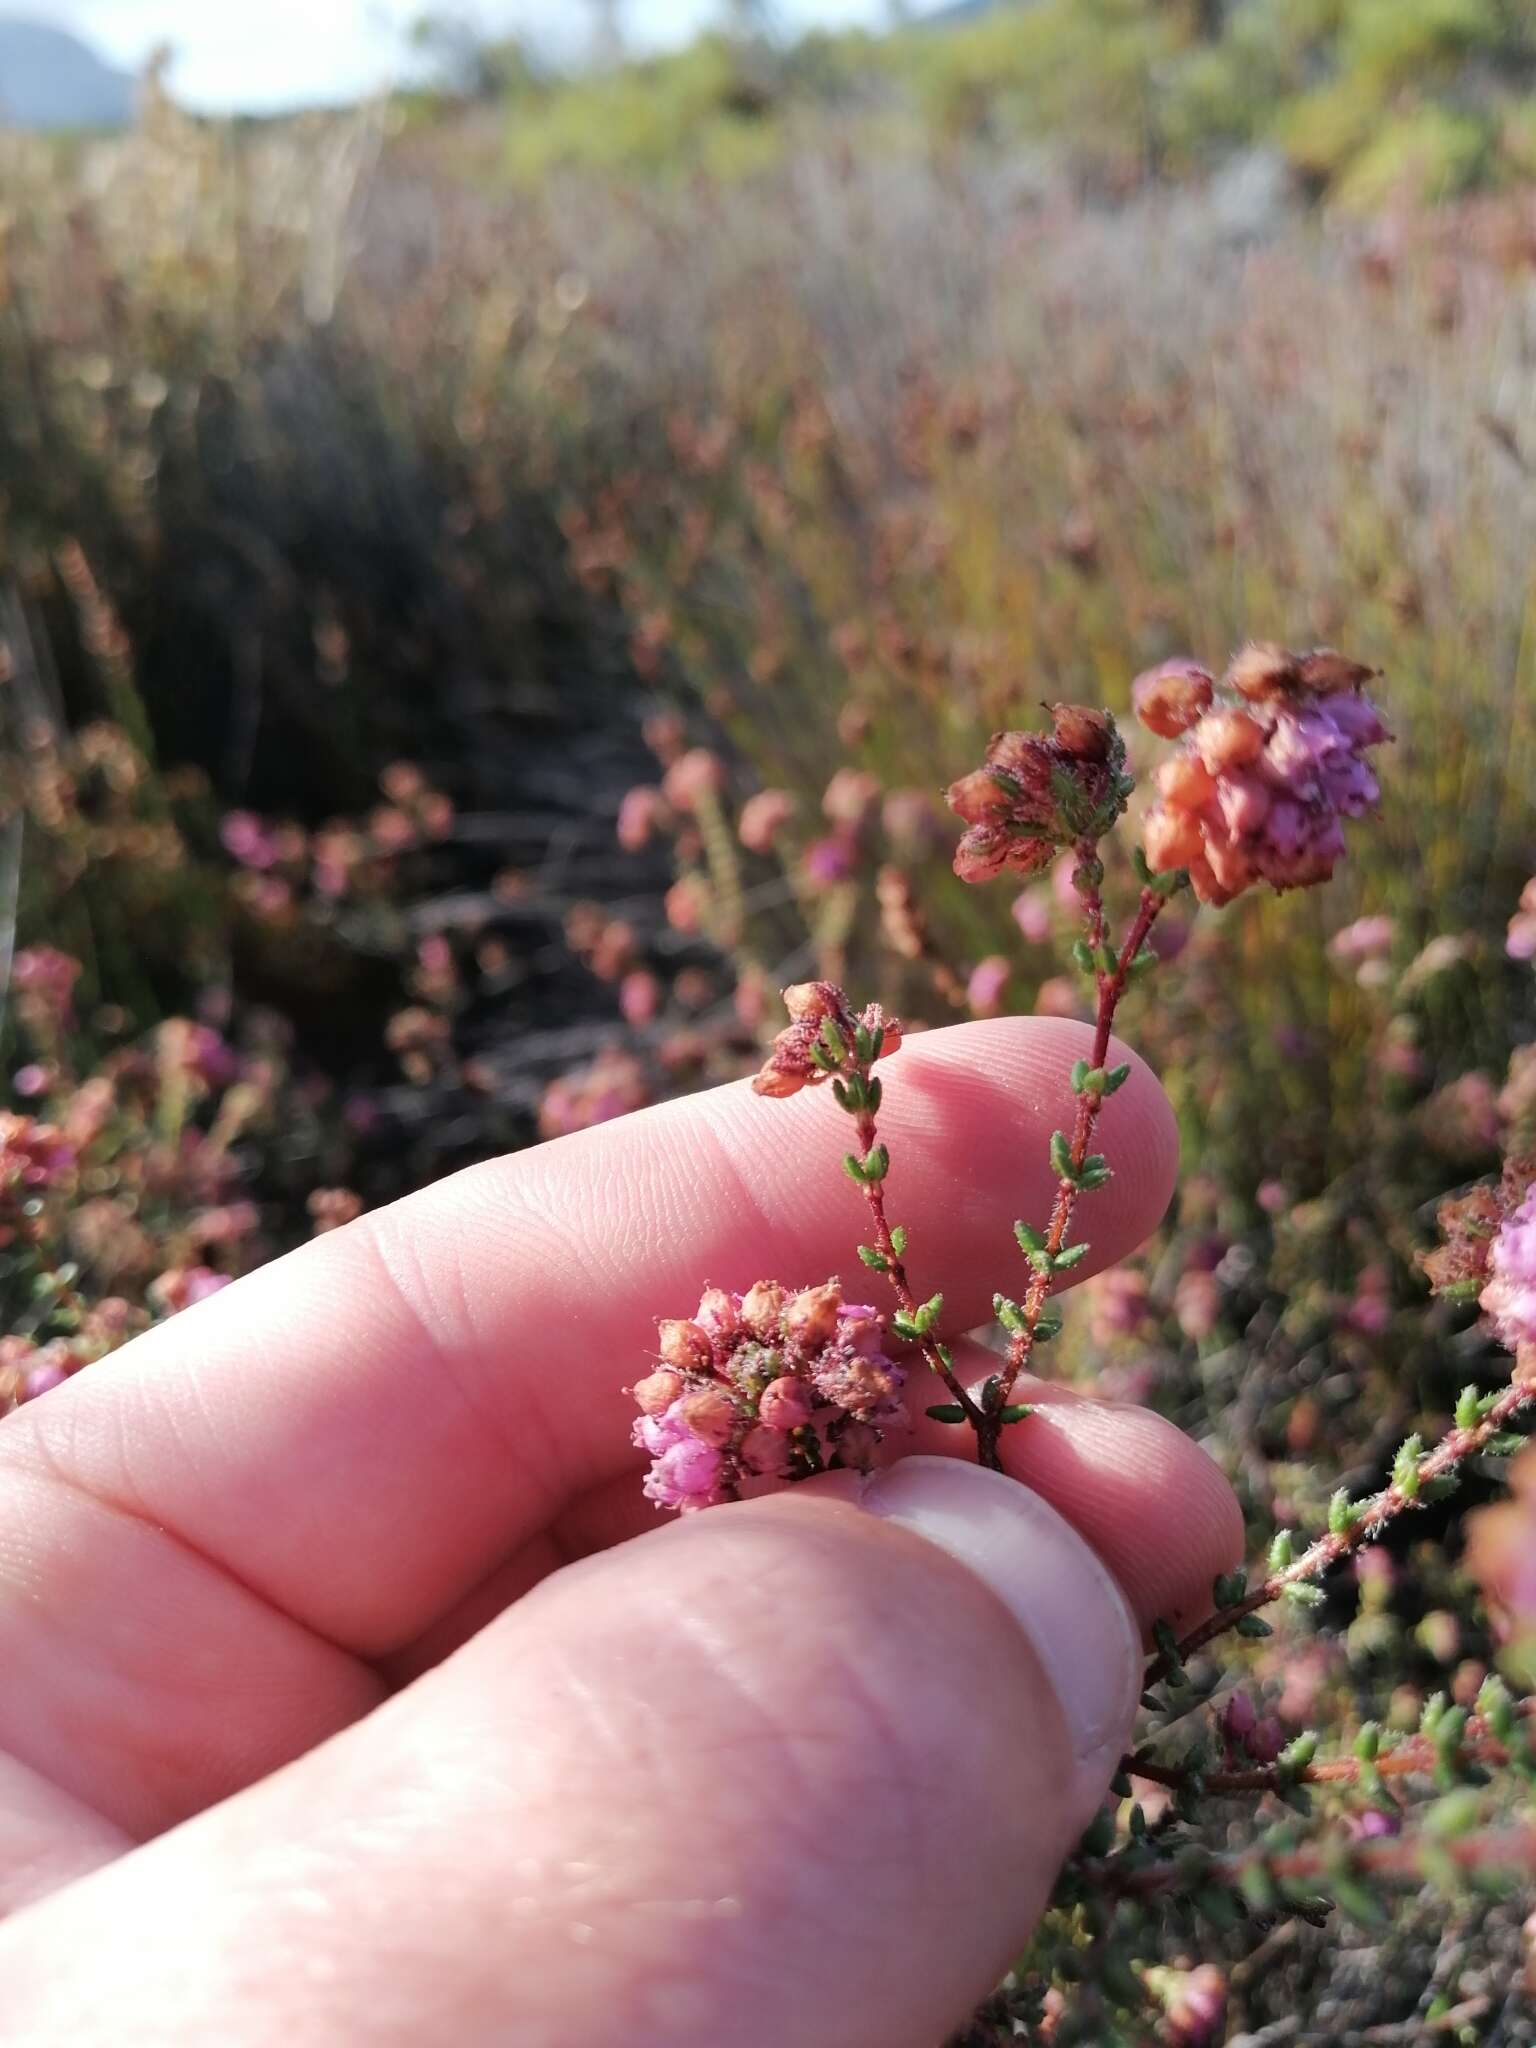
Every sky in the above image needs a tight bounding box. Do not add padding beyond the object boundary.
[25,1,920,115]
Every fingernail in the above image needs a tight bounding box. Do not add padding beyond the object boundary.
[858,1455,1140,1803]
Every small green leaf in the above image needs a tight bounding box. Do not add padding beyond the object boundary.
[1214,1570,1247,1608]
[913,1292,944,1335]
[1049,1130,1073,1179]
[1053,1242,1090,1271]
[861,1145,890,1184]
[890,1225,908,1256]
[998,1403,1035,1425]
[1033,1312,1063,1343]
[831,1077,852,1111]
[1455,1384,1482,1430]
[1102,1062,1133,1096]
[1328,1489,1353,1536]
[993,1292,1026,1334]
[857,1245,889,1272]
[1393,1435,1424,1498]
[1278,1731,1317,1777]
[1014,1220,1046,1255]
[1284,1581,1326,1610]
[1268,1529,1295,1571]
[843,1153,867,1184]
[1236,1613,1274,1639]
[865,1075,882,1114]
[1127,946,1158,979]
[925,1402,966,1424]
[1070,1057,1091,1092]
[818,1014,847,1062]
[1071,938,1095,974]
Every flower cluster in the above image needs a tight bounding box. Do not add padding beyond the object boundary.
[945,702,1132,884]
[1136,644,1390,905]
[1483,1185,1536,1355]
[751,980,901,1099]
[630,1278,907,1510]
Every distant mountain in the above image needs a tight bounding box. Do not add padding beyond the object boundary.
[926,0,1022,20]
[0,18,134,131]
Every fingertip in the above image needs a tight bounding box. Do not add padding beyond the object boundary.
[994,1388,1245,1638]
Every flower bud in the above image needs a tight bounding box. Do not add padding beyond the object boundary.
[741,1280,788,1341]
[1194,707,1266,772]
[783,1282,842,1350]
[678,1386,739,1448]
[1049,702,1113,759]
[632,1368,685,1415]
[695,1288,740,1342]
[1224,640,1300,701]
[759,1374,814,1430]
[782,981,842,1025]
[1143,804,1205,873]
[1131,658,1214,738]
[657,1318,714,1373]
[944,768,1016,826]
[1155,753,1216,808]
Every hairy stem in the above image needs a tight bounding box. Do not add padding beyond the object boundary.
[980,878,1166,1462]
[1146,1378,1536,1687]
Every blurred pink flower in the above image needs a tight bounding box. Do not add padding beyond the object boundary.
[966,955,1010,1018]
[804,833,856,887]
[1328,913,1396,964]
[616,785,667,853]
[1011,886,1053,946]
[738,788,796,854]
[219,811,282,870]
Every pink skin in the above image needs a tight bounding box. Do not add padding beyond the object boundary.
[0,1018,1239,2045]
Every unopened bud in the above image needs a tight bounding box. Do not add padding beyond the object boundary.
[1049,702,1113,759]
[759,1374,814,1430]
[783,1282,842,1350]
[1131,658,1214,738]
[657,1319,714,1373]
[632,1368,684,1416]
[677,1387,739,1447]
[740,1280,788,1340]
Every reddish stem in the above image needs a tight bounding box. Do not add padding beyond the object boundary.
[850,1093,986,1434]
[978,880,1165,1462]
[1145,1378,1536,1686]
[1093,1819,1536,1902]
[1128,1696,1535,1798]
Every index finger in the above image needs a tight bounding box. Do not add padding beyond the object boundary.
[4,1017,1177,1659]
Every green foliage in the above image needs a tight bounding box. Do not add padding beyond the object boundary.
[457,0,1536,202]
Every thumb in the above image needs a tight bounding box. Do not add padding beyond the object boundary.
[0,1457,1141,2048]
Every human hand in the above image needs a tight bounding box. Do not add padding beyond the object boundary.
[0,1016,1240,2046]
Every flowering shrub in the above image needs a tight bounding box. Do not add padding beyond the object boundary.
[626,659,1536,2043]
[5,101,1536,2041]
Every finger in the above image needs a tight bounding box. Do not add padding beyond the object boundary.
[0,1461,1142,2048]
[3,1017,1175,1674]
[390,1351,1242,1681]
